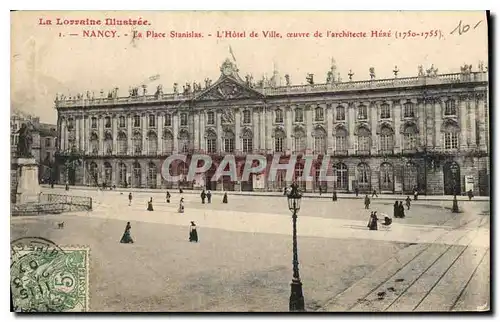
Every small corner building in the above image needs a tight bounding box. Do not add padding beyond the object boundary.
[54,59,490,196]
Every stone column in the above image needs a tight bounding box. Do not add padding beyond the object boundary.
[393,99,401,152]
[326,103,333,154]
[75,116,80,151]
[193,113,200,151]
[127,115,133,156]
[434,99,442,151]
[173,112,179,152]
[477,93,487,151]
[99,116,104,156]
[235,108,241,152]
[305,105,313,152]
[142,114,147,155]
[157,114,163,155]
[112,115,118,154]
[347,103,356,154]
[60,118,67,151]
[459,96,468,149]
[199,112,205,152]
[260,107,266,151]
[371,102,378,153]
[285,106,292,153]
[469,96,477,148]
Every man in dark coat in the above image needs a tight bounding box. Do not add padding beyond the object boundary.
[468,189,474,201]
[399,201,405,218]
[201,190,206,204]
[355,187,359,197]
[207,190,212,203]
[393,201,400,218]
[405,196,411,210]
[364,195,370,209]
[222,192,228,204]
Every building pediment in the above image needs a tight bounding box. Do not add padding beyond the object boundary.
[194,77,265,101]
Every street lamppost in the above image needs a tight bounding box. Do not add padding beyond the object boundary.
[451,164,459,213]
[287,182,305,312]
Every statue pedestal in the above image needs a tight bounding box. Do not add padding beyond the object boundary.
[15,158,41,204]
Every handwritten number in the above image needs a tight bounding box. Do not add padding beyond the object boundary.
[451,20,482,36]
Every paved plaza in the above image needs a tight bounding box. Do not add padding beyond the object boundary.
[11,187,490,312]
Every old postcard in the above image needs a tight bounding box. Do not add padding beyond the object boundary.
[10,11,490,312]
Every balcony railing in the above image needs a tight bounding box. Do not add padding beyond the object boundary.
[334,150,348,156]
[55,71,488,109]
[356,150,371,156]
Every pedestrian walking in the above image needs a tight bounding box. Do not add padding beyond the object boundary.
[189,221,198,243]
[413,187,419,201]
[178,197,185,213]
[222,192,228,204]
[468,189,474,201]
[319,186,322,196]
[355,187,359,197]
[120,222,134,244]
[147,197,154,211]
[166,191,171,203]
[332,190,338,201]
[128,192,132,206]
[364,195,370,209]
[207,190,212,203]
[393,201,400,218]
[405,196,411,210]
[399,201,405,218]
[372,189,378,198]
[201,190,206,204]
[368,211,378,231]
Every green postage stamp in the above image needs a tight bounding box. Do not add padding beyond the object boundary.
[10,237,90,312]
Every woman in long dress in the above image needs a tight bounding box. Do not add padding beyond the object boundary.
[393,201,400,218]
[166,191,171,203]
[120,222,134,243]
[399,201,405,218]
[222,192,228,204]
[189,221,198,242]
[178,197,185,213]
[147,197,154,211]
[369,212,379,230]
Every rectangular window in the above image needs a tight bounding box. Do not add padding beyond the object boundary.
[380,104,391,119]
[119,116,126,128]
[224,138,235,153]
[315,108,324,121]
[243,111,251,124]
[45,138,51,147]
[243,138,253,152]
[358,136,370,151]
[207,139,216,153]
[336,107,345,121]
[181,113,188,126]
[91,118,97,129]
[335,136,346,151]
[164,114,172,127]
[207,112,215,125]
[105,117,111,128]
[133,115,141,128]
[275,110,284,123]
[404,103,415,118]
[275,137,283,152]
[404,133,417,150]
[358,106,367,120]
[444,133,459,149]
[149,115,156,128]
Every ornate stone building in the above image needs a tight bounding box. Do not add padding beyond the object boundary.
[55,59,489,195]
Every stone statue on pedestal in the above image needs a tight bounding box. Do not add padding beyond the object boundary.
[16,123,33,158]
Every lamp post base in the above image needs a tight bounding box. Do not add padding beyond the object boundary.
[289,278,305,312]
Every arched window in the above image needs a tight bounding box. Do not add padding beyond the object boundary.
[445,99,457,116]
[224,131,235,153]
[206,130,217,154]
[274,129,285,152]
[275,109,284,123]
[243,110,251,124]
[379,126,394,152]
[147,131,158,156]
[356,127,371,153]
[403,162,418,192]
[147,162,157,188]
[313,127,327,154]
[118,162,127,186]
[403,124,418,150]
[293,129,306,152]
[133,161,142,188]
[103,162,112,185]
[295,108,304,122]
[380,162,394,191]
[89,162,98,186]
[179,131,190,153]
[104,132,113,155]
[335,127,348,153]
[162,131,173,154]
[334,163,348,190]
[314,106,324,121]
[357,163,371,190]
[443,123,459,150]
[242,129,253,153]
[336,105,346,121]
[90,132,99,155]
[117,132,127,155]
[133,132,142,155]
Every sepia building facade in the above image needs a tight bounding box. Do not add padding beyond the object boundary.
[55,59,490,195]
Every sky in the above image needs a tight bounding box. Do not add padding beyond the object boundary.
[10,11,489,124]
